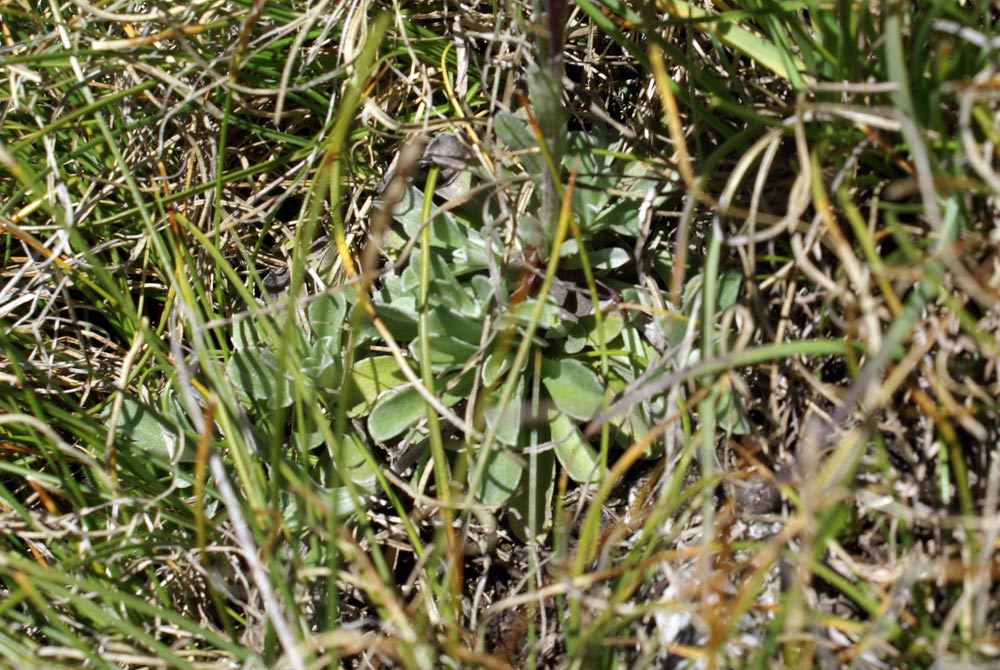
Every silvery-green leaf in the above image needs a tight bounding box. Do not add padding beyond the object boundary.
[482,351,511,387]
[409,335,478,368]
[307,293,347,336]
[303,336,342,389]
[541,357,604,421]
[470,273,494,313]
[507,449,555,543]
[484,377,524,446]
[718,271,743,310]
[368,385,424,443]
[586,312,625,347]
[430,279,478,316]
[550,411,600,484]
[227,347,292,408]
[373,302,418,341]
[494,111,542,174]
[475,448,523,505]
[232,314,267,351]
[564,325,587,355]
[292,429,325,452]
[394,185,464,242]
[427,307,484,344]
[560,247,630,271]
[112,396,192,463]
[509,298,563,330]
[366,373,473,441]
[345,356,408,417]
[340,432,377,485]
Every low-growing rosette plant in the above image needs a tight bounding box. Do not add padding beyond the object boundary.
[344,109,748,537]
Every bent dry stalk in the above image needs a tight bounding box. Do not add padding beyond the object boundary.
[262,132,475,294]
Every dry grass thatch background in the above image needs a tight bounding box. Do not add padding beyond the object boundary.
[2,1,1000,669]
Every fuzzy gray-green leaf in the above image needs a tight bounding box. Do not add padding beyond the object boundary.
[550,412,600,484]
[541,358,605,421]
[475,448,523,505]
[368,385,425,443]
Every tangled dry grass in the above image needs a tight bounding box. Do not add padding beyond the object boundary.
[2,1,1000,669]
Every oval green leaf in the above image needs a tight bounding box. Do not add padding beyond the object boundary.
[475,448,523,505]
[484,377,524,446]
[550,412,600,484]
[368,385,425,443]
[541,357,604,420]
[307,292,347,336]
[346,356,408,416]
[226,347,292,408]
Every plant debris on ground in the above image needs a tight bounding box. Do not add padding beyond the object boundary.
[2,1,1000,669]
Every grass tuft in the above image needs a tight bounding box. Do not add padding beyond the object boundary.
[2,1,1000,669]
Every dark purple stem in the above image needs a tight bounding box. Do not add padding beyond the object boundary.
[545,0,566,63]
